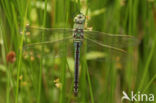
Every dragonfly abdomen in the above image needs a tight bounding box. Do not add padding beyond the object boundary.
[74,42,81,96]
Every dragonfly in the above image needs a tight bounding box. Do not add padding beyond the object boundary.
[23,13,137,96]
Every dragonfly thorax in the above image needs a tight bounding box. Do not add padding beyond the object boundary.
[73,14,85,43]
[73,29,84,42]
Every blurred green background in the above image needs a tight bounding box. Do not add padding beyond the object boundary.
[0,0,156,103]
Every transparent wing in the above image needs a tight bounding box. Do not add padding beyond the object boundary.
[24,25,74,45]
[23,25,75,60]
[26,25,74,34]
[84,30,138,51]
[79,38,132,73]
[82,31,138,67]
[81,38,122,61]
[22,26,75,94]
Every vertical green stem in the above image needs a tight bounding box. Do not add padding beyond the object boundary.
[86,65,94,103]
[37,0,48,103]
[0,21,10,103]
[77,0,81,13]
[6,65,11,103]
[15,1,29,103]
[138,34,156,91]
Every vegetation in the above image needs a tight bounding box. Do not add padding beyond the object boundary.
[0,0,156,103]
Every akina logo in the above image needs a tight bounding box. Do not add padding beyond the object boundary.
[121,91,155,102]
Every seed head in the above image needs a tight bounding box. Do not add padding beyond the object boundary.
[6,51,16,63]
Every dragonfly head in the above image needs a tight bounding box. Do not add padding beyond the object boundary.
[74,14,85,24]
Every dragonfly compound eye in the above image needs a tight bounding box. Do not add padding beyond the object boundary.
[74,14,86,24]
[78,15,82,19]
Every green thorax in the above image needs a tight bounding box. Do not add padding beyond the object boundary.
[73,13,86,42]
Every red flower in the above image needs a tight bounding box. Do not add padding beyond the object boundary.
[6,51,16,63]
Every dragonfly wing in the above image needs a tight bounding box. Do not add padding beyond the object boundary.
[82,37,117,61]
[24,25,74,44]
[82,33,137,66]
[26,25,74,34]
[22,26,75,91]
[80,37,133,74]
[23,25,75,60]
[23,37,75,76]
[84,30,138,49]
[84,37,127,54]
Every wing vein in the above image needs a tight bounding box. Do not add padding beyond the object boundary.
[23,36,73,48]
[84,36,127,54]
